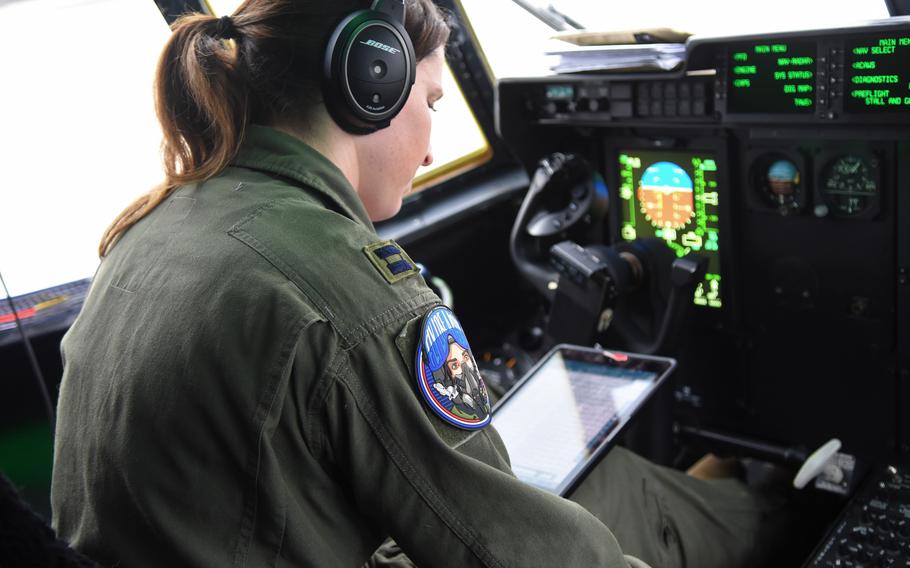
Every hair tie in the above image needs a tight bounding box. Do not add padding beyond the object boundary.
[213,15,240,40]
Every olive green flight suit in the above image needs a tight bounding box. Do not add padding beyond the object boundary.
[369,445,786,568]
[51,125,640,567]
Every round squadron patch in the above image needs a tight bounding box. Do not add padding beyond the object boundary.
[415,306,492,430]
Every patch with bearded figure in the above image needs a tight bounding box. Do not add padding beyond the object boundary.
[415,306,491,430]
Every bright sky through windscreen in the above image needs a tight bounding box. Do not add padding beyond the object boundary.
[461,0,889,78]
[0,0,169,297]
[0,0,485,297]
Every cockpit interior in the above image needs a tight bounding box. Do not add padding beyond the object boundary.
[2,0,910,565]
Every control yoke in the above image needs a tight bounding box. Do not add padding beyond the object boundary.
[509,152,595,300]
[510,152,707,354]
[547,240,707,354]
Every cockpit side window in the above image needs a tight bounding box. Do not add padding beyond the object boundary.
[411,63,491,193]
[206,0,492,196]
[0,0,170,297]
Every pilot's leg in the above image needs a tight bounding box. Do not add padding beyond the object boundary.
[569,446,789,568]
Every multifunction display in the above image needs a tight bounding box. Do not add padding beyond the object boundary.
[727,42,816,113]
[845,35,910,112]
[618,150,722,308]
[545,84,575,101]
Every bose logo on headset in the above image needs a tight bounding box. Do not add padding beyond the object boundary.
[324,0,415,134]
[359,39,402,55]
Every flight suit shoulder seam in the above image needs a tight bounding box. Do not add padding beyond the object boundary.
[228,200,346,338]
[342,291,439,348]
[305,335,349,460]
[226,200,435,348]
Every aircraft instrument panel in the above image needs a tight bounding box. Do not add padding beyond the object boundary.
[726,41,818,114]
[496,16,910,467]
[709,25,910,121]
[489,16,910,568]
[510,19,910,125]
[843,35,910,112]
[723,33,910,117]
[617,150,722,308]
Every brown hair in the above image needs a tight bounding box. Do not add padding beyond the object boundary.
[99,0,451,256]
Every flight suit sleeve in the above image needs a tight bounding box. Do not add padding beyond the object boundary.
[317,312,645,568]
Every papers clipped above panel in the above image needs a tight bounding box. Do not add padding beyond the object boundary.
[553,27,692,46]
[547,43,687,74]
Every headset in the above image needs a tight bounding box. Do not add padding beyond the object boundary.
[324,0,416,134]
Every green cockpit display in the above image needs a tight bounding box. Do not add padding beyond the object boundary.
[845,36,910,112]
[727,42,816,113]
[618,150,722,308]
[545,85,575,100]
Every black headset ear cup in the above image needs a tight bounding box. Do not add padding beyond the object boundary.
[324,9,416,134]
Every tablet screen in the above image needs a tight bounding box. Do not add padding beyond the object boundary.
[492,346,673,495]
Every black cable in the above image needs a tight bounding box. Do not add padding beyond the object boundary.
[0,270,55,436]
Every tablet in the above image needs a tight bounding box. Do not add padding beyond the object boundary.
[491,344,676,496]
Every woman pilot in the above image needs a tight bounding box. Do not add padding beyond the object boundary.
[51,1,785,566]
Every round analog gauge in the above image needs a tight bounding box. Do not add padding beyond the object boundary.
[750,154,802,215]
[819,155,879,217]
[636,161,695,229]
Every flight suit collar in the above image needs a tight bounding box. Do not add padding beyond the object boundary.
[233,124,374,229]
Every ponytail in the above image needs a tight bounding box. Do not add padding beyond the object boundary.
[99,0,452,257]
[99,13,248,257]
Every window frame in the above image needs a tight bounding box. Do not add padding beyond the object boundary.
[393,0,523,212]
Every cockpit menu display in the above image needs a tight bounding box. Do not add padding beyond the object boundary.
[727,42,816,114]
[618,150,721,308]
[845,35,910,112]
[545,85,575,101]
